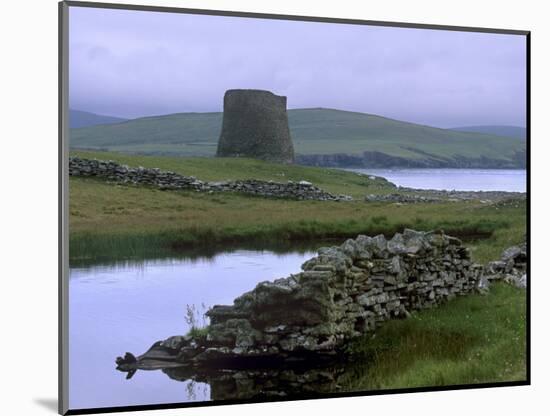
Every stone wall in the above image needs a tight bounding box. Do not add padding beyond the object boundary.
[482,242,527,289]
[70,157,350,201]
[365,190,526,204]
[216,89,295,164]
[117,230,484,372]
[205,230,482,356]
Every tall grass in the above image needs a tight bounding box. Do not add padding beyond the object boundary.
[342,283,526,390]
[69,215,515,263]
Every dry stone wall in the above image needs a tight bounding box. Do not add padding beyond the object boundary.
[70,157,350,201]
[365,190,526,204]
[482,242,527,289]
[117,229,484,372]
[205,230,482,355]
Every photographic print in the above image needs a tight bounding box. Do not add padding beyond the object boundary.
[60,1,529,414]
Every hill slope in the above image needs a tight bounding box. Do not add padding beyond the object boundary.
[70,109,128,129]
[69,108,526,168]
[450,125,526,139]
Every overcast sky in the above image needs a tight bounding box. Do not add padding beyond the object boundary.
[69,6,527,128]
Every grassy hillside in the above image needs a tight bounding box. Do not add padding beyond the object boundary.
[70,111,221,156]
[70,109,127,129]
[450,125,526,139]
[289,109,523,161]
[69,108,526,166]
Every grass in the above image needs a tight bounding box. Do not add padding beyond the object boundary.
[342,283,526,390]
[70,150,395,198]
[69,151,525,263]
[186,326,209,341]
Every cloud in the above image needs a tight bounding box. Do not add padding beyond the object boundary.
[69,6,526,127]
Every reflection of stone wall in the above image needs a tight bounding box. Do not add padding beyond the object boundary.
[163,362,346,401]
[216,89,294,164]
[202,230,483,358]
[69,157,349,201]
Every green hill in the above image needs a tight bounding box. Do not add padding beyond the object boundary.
[69,108,526,168]
[70,109,127,129]
[450,125,526,139]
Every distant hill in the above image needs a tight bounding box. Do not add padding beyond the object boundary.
[69,108,526,168]
[69,109,128,129]
[450,125,526,139]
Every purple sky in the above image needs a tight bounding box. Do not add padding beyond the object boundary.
[69,6,527,128]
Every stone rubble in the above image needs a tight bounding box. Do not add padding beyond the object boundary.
[117,229,488,372]
[485,242,527,289]
[365,189,526,204]
[365,193,442,203]
[70,157,352,201]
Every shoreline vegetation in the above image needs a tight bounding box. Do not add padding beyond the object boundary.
[69,150,527,389]
[343,282,526,389]
[69,150,525,264]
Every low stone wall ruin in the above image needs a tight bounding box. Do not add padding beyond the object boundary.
[117,229,485,373]
[365,190,526,204]
[482,242,527,289]
[69,157,351,201]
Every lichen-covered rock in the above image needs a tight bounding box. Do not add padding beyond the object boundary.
[501,246,523,261]
[504,273,527,289]
[484,242,527,287]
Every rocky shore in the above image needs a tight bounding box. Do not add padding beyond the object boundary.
[296,149,526,169]
[69,157,352,201]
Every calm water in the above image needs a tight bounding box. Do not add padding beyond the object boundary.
[345,168,526,192]
[69,249,315,410]
[68,169,526,410]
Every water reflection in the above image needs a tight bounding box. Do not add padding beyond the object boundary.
[69,247,326,410]
[172,365,347,401]
[120,359,349,402]
[344,168,526,192]
[70,239,337,269]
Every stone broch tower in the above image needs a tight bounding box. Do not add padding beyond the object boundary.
[216,89,295,163]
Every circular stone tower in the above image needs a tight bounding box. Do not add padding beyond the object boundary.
[216,89,295,164]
